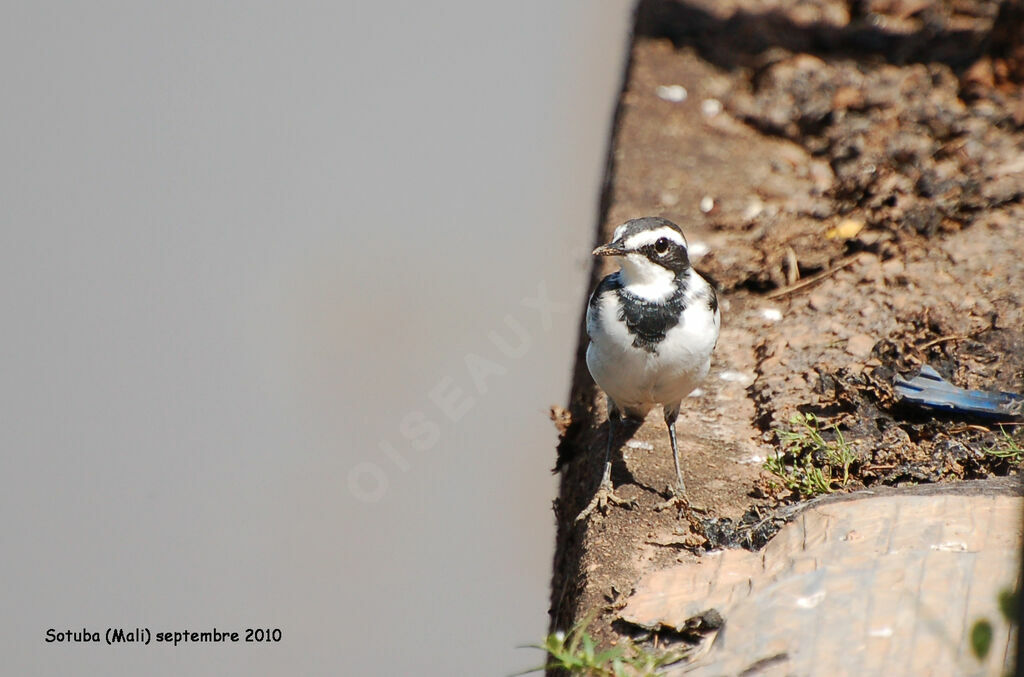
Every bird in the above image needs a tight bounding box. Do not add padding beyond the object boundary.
[577,216,720,522]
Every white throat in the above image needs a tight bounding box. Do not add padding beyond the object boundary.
[618,254,678,301]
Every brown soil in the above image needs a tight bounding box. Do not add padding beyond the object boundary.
[549,0,1024,657]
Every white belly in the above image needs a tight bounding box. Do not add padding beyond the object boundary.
[586,297,718,417]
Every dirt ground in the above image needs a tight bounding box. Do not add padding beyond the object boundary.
[549,0,1024,659]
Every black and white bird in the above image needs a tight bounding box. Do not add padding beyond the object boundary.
[577,216,720,522]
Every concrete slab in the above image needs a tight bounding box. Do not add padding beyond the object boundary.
[620,481,1023,676]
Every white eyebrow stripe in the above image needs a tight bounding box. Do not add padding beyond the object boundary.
[622,227,686,250]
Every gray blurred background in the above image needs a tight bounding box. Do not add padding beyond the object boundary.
[1,2,632,675]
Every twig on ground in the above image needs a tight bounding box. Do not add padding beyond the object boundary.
[764,253,864,299]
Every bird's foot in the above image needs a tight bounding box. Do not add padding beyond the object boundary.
[654,486,707,515]
[575,480,637,524]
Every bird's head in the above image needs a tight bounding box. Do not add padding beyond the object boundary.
[593,217,691,298]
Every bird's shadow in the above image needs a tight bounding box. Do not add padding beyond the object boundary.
[606,416,665,497]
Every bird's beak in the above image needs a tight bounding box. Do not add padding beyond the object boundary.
[592,242,626,257]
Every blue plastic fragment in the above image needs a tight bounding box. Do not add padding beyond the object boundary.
[893,365,1024,419]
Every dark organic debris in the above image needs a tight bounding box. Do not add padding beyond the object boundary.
[701,505,785,551]
[894,364,1024,419]
[615,608,724,645]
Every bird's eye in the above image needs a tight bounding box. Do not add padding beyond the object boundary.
[654,238,669,254]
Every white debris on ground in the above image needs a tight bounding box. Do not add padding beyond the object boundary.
[742,198,765,221]
[795,591,826,609]
[760,308,783,322]
[719,370,754,385]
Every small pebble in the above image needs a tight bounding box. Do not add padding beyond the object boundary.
[826,219,864,240]
[881,258,904,277]
[700,195,715,213]
[785,330,815,350]
[761,308,783,322]
[659,190,679,207]
[655,84,688,103]
[846,333,875,357]
[888,293,909,311]
[830,322,851,338]
[701,98,723,117]
[808,293,829,311]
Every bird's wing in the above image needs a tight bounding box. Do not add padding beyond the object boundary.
[586,272,621,340]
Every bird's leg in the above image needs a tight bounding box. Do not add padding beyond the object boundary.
[655,405,703,513]
[669,412,686,496]
[575,404,637,523]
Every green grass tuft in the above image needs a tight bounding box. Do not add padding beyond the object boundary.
[516,615,688,677]
[982,425,1024,464]
[764,412,856,498]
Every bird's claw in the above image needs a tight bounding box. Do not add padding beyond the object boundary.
[654,486,706,514]
[575,481,637,523]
